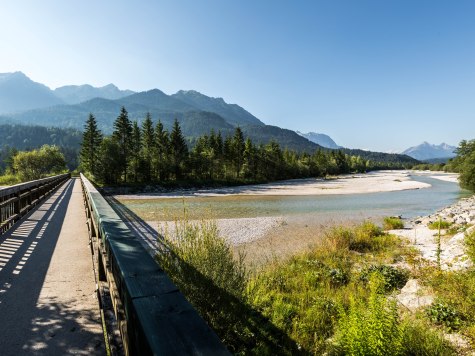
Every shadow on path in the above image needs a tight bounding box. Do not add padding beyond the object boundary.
[0,179,103,355]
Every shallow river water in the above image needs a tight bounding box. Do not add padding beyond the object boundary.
[119,173,471,222]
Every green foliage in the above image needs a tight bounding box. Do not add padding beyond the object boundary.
[359,265,409,292]
[383,216,404,230]
[13,145,67,181]
[465,229,475,262]
[112,106,133,182]
[79,113,103,178]
[331,276,403,356]
[0,124,81,171]
[156,215,300,354]
[74,106,419,186]
[428,220,452,230]
[448,139,475,191]
[401,321,457,356]
[169,118,188,180]
[426,301,463,331]
[0,173,20,185]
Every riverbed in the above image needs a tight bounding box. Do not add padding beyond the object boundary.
[116,171,470,264]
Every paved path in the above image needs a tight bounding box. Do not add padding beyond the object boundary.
[0,178,104,355]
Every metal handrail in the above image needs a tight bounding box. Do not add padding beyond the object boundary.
[0,173,70,234]
[80,173,228,356]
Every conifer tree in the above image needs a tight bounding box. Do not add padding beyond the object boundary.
[170,119,188,180]
[141,112,155,181]
[130,120,142,182]
[112,107,132,182]
[80,113,103,177]
[155,120,170,181]
[232,127,245,178]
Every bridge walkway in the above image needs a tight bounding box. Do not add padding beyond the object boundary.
[0,178,104,355]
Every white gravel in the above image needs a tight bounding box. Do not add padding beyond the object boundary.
[149,216,285,246]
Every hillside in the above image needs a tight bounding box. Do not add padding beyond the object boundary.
[0,124,82,171]
[0,72,420,166]
[172,90,263,126]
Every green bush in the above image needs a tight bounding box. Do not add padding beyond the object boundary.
[157,216,300,354]
[331,275,403,355]
[359,265,409,292]
[465,229,475,262]
[0,173,20,186]
[426,301,463,331]
[401,320,457,356]
[428,220,452,230]
[383,216,404,230]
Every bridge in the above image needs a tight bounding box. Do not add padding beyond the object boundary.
[0,174,228,355]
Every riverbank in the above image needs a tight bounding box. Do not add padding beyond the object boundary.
[116,170,451,199]
[390,194,475,271]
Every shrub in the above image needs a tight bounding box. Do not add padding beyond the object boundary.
[428,220,452,230]
[465,229,475,262]
[401,320,457,356]
[331,275,403,355]
[426,301,463,331]
[383,216,404,230]
[359,265,409,292]
[0,173,20,186]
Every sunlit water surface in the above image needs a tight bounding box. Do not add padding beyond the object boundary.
[119,174,471,222]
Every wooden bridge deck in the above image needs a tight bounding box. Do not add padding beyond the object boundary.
[0,178,104,355]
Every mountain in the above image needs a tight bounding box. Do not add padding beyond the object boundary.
[54,83,134,104]
[5,88,266,134]
[402,142,457,161]
[172,90,263,126]
[296,131,340,149]
[0,72,420,165]
[0,72,64,114]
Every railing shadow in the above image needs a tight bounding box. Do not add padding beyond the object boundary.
[157,243,305,355]
[104,195,164,251]
[103,193,305,354]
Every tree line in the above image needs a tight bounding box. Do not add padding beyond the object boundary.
[445,139,475,191]
[80,107,410,185]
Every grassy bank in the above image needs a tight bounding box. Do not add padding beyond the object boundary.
[155,213,475,354]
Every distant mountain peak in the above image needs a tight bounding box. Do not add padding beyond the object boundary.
[0,71,63,114]
[402,141,457,161]
[54,82,135,104]
[296,131,340,149]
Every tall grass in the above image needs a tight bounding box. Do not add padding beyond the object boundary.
[331,275,403,355]
[383,216,404,230]
[157,215,300,354]
[157,217,458,354]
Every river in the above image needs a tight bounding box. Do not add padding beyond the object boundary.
[118,173,470,222]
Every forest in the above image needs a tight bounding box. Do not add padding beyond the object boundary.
[79,107,414,185]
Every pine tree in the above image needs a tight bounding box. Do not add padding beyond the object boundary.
[130,120,142,182]
[170,119,188,180]
[141,112,155,181]
[155,120,170,181]
[232,127,245,178]
[112,107,133,182]
[80,113,103,177]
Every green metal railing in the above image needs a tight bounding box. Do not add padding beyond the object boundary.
[80,173,229,356]
[0,173,70,234]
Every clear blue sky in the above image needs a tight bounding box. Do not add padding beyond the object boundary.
[1,0,474,152]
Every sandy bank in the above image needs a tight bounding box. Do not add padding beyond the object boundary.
[149,216,285,246]
[390,195,475,271]
[117,170,431,199]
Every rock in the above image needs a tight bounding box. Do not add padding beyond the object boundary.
[397,279,434,311]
